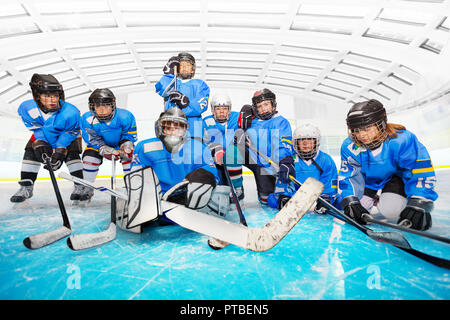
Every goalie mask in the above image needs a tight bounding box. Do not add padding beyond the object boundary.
[89,88,116,122]
[252,88,277,120]
[178,52,196,80]
[346,99,388,150]
[155,107,188,153]
[293,124,321,160]
[210,92,232,123]
[29,73,65,113]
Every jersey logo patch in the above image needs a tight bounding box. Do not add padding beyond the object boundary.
[144,140,164,153]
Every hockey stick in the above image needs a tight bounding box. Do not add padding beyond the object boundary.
[208,163,248,250]
[362,214,450,245]
[67,159,117,250]
[58,172,127,200]
[23,157,72,249]
[246,141,450,268]
[165,176,323,252]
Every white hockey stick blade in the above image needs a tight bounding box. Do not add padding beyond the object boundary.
[23,226,71,249]
[59,172,128,200]
[67,223,116,251]
[165,177,324,252]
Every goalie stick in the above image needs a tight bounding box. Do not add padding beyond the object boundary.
[165,177,323,252]
[66,159,118,251]
[246,140,450,268]
[23,157,72,249]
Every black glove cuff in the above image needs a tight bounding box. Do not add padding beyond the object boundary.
[340,195,360,209]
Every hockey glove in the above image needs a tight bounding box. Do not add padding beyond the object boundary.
[32,140,53,163]
[341,196,370,225]
[169,91,190,109]
[238,104,254,130]
[185,168,217,209]
[314,195,331,214]
[397,197,433,231]
[209,143,225,166]
[278,156,295,184]
[44,147,66,171]
[163,56,180,75]
[99,145,120,161]
[119,140,134,161]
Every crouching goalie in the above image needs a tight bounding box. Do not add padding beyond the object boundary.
[115,107,231,233]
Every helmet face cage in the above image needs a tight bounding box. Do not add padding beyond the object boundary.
[89,98,116,122]
[252,89,277,120]
[346,100,387,150]
[30,74,64,113]
[155,113,188,153]
[349,119,388,150]
[178,52,196,79]
[293,124,321,160]
[211,94,232,123]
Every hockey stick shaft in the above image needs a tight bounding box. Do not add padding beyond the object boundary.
[222,164,247,226]
[58,172,127,200]
[23,157,72,249]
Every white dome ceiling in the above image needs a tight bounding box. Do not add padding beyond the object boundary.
[1,0,450,117]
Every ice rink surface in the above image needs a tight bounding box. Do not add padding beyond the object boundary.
[0,171,449,300]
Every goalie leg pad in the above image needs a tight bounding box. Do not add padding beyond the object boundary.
[186,182,214,209]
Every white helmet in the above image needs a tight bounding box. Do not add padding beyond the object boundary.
[210,92,232,123]
[293,124,321,160]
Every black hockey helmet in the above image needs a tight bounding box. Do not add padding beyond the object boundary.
[89,88,116,122]
[346,99,388,149]
[155,107,189,153]
[177,52,196,79]
[251,88,277,120]
[29,73,64,113]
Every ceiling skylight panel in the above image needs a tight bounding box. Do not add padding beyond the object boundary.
[0,17,41,39]
[117,0,201,12]
[419,28,448,53]
[437,16,449,31]
[206,67,259,77]
[336,60,382,78]
[272,60,324,73]
[16,57,65,72]
[1,2,28,18]
[206,74,258,82]
[317,83,354,95]
[86,67,140,77]
[46,12,117,31]
[345,52,392,70]
[274,54,329,69]
[37,1,111,15]
[321,77,362,92]
[264,77,310,89]
[208,0,288,14]
[376,7,431,26]
[207,40,272,52]
[367,88,391,101]
[78,59,136,70]
[363,19,418,44]
[268,67,318,79]
[8,90,31,104]
[268,69,317,82]
[8,49,58,62]
[262,82,306,91]
[312,88,346,100]
[122,12,201,27]
[279,43,338,59]
[208,12,282,29]
[330,69,372,83]
[92,75,144,86]
[297,4,369,18]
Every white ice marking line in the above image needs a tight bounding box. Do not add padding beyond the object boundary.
[128,263,170,300]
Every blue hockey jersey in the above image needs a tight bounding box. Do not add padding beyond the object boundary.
[203,111,239,149]
[80,108,137,150]
[267,150,338,209]
[155,74,210,138]
[246,113,294,174]
[131,137,219,193]
[17,99,80,148]
[338,130,438,203]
